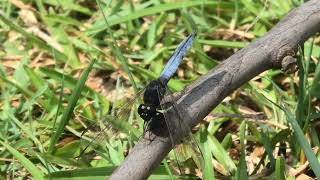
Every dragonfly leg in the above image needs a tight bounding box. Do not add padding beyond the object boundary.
[143,121,147,134]
[142,120,158,143]
[136,124,156,144]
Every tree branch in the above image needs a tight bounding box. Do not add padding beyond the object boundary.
[110,0,320,179]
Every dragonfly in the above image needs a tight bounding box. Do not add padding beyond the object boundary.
[137,31,196,137]
[79,32,201,173]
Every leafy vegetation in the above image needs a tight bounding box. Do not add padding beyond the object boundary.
[0,0,319,179]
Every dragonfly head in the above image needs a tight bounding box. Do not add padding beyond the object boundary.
[138,104,156,122]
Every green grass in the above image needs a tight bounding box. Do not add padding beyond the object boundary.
[0,0,319,179]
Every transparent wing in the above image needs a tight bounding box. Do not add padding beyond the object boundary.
[169,101,205,174]
[156,86,204,177]
[78,87,146,158]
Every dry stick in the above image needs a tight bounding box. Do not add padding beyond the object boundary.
[110,1,320,179]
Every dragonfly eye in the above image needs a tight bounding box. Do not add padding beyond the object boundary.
[138,104,156,121]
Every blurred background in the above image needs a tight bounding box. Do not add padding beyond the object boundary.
[0,0,319,179]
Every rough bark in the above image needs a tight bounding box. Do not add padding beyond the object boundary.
[110,0,320,179]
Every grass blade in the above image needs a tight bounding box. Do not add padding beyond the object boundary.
[48,59,96,153]
[0,11,68,65]
[87,1,232,35]
[284,107,320,178]
[0,140,45,180]
[275,156,286,180]
[236,121,248,180]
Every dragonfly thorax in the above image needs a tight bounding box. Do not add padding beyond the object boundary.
[143,79,166,107]
[138,104,157,122]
